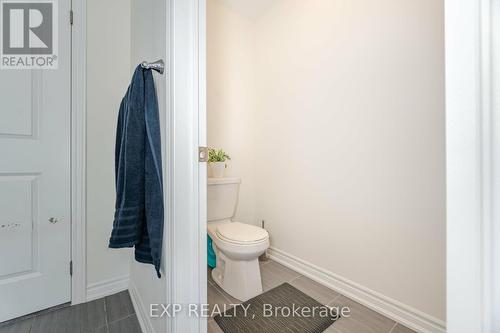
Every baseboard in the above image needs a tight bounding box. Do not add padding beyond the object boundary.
[268,247,446,333]
[86,275,129,302]
[129,280,155,333]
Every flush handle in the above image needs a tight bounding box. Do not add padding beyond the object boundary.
[48,217,59,224]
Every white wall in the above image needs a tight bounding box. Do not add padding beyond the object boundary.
[86,0,132,288]
[208,0,445,324]
[128,1,167,332]
[207,0,258,226]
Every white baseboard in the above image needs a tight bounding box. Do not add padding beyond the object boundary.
[86,275,130,302]
[129,280,155,333]
[268,247,446,333]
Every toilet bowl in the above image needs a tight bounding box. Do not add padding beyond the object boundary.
[208,178,269,301]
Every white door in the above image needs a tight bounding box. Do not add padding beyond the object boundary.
[0,0,71,322]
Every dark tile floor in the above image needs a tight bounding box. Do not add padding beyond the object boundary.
[0,291,141,333]
[2,263,420,333]
[208,260,418,333]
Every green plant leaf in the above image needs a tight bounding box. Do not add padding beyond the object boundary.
[208,147,231,162]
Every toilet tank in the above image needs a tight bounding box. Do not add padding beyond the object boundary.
[207,178,241,222]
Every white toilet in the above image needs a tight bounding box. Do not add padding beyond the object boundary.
[208,177,269,301]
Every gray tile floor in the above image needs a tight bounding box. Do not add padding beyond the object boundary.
[208,260,418,333]
[1,262,419,333]
[0,290,140,333]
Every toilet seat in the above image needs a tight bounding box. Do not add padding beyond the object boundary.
[216,222,268,245]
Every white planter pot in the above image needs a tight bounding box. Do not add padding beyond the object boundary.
[209,162,226,178]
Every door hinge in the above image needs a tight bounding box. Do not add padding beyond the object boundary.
[70,10,74,25]
[199,147,209,162]
[70,260,73,276]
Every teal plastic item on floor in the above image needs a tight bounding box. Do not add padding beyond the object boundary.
[208,235,216,268]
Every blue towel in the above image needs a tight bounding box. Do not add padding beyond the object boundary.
[207,236,216,269]
[109,65,164,278]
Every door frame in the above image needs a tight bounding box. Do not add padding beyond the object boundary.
[70,0,87,305]
[446,0,498,331]
[164,0,207,331]
[197,0,208,332]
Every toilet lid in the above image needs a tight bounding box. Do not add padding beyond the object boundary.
[216,222,269,244]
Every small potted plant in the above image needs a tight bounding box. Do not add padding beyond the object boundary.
[208,148,231,178]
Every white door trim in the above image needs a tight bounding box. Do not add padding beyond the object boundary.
[70,0,87,305]
[445,0,496,331]
[164,0,206,332]
[197,0,208,332]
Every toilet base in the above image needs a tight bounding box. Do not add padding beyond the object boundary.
[211,251,263,302]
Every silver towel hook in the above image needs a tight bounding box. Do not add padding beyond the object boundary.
[141,59,165,74]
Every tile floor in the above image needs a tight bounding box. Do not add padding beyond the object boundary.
[1,261,418,333]
[208,259,417,333]
[0,291,140,333]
